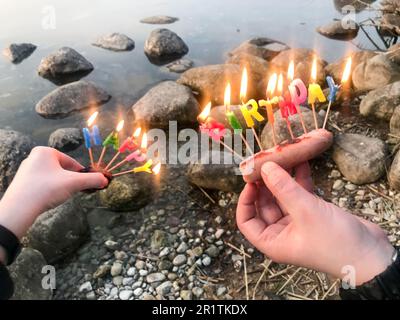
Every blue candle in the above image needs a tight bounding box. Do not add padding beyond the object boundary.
[82,125,102,149]
[326,76,340,103]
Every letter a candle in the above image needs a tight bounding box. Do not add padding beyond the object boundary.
[97,120,125,167]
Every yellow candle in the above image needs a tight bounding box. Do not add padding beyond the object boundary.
[240,99,264,128]
[308,58,326,104]
[133,159,153,173]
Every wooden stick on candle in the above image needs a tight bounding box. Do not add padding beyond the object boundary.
[88,148,95,168]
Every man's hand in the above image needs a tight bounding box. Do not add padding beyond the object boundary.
[236,161,395,285]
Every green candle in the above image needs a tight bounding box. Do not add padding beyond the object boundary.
[227,111,243,134]
[102,132,120,150]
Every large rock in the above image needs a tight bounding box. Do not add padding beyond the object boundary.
[144,28,188,65]
[99,174,154,211]
[48,128,83,152]
[388,43,400,65]
[325,50,377,84]
[187,151,244,193]
[35,81,111,119]
[388,149,400,190]
[228,37,289,61]
[37,47,94,84]
[92,33,135,51]
[316,20,359,40]
[0,130,34,192]
[25,198,89,263]
[360,81,400,121]
[332,133,388,184]
[334,0,376,13]
[352,54,400,92]
[380,12,400,36]
[390,106,400,135]
[140,16,179,24]
[261,107,323,149]
[132,81,200,127]
[3,43,36,64]
[271,48,327,86]
[8,248,52,300]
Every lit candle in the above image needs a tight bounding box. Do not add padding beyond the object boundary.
[112,159,156,177]
[97,120,125,167]
[323,57,352,129]
[259,73,278,145]
[287,60,308,133]
[83,111,102,168]
[277,74,295,140]
[308,57,326,129]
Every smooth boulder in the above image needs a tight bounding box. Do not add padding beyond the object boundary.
[3,43,36,64]
[140,16,179,24]
[352,54,400,92]
[99,174,154,212]
[37,47,94,84]
[35,81,111,119]
[8,248,52,300]
[0,130,34,192]
[92,33,135,51]
[316,20,359,40]
[332,133,388,184]
[132,81,200,127]
[388,149,400,190]
[187,151,244,193]
[48,128,83,152]
[390,106,400,135]
[26,198,89,263]
[360,81,400,121]
[144,28,188,65]
[228,37,289,61]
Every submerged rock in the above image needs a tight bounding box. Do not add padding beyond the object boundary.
[0,130,34,192]
[140,16,179,24]
[360,81,400,121]
[8,248,52,300]
[187,151,244,193]
[164,58,193,73]
[317,20,359,40]
[228,37,289,61]
[388,149,400,190]
[35,80,111,119]
[3,43,36,64]
[144,28,188,65]
[99,174,154,211]
[37,47,94,84]
[261,107,324,149]
[332,133,388,184]
[352,54,400,92]
[132,81,199,128]
[26,198,89,264]
[92,33,135,51]
[48,128,83,152]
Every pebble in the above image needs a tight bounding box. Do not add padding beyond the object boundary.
[216,286,227,296]
[173,254,187,266]
[113,276,123,286]
[126,267,136,277]
[114,251,128,261]
[105,240,118,250]
[79,281,92,293]
[205,245,219,258]
[332,179,345,191]
[159,247,170,257]
[119,290,133,300]
[93,265,110,279]
[215,229,224,239]
[330,170,341,178]
[177,242,188,253]
[202,256,211,266]
[180,290,192,300]
[133,287,143,297]
[146,272,166,283]
[156,281,173,296]
[338,198,348,208]
[192,287,204,298]
[110,262,123,276]
[345,183,357,191]
[135,260,146,269]
[139,269,148,276]
[86,291,96,300]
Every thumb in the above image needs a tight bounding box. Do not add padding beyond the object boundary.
[261,162,317,219]
[69,172,109,192]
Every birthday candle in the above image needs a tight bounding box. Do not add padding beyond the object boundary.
[97,120,124,167]
[308,58,326,129]
[133,159,153,173]
[83,112,102,167]
[277,74,295,140]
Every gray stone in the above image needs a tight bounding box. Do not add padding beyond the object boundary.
[172,254,187,266]
[187,151,244,193]
[92,33,135,51]
[93,265,111,279]
[390,106,400,135]
[132,81,199,128]
[140,16,179,24]
[48,128,83,152]
[332,133,388,184]
[113,276,123,286]
[37,47,94,84]
[146,272,166,283]
[156,281,172,295]
[228,37,289,61]
[360,81,400,121]
[352,54,400,92]
[388,149,400,191]
[202,256,211,266]
[35,80,111,119]
[3,43,36,64]
[79,281,92,293]
[133,287,144,296]
[192,287,204,298]
[144,28,188,65]
[8,248,52,300]
[151,230,170,250]
[316,20,359,40]
[0,130,34,192]
[99,174,153,212]
[119,290,133,300]
[205,245,219,258]
[176,242,188,254]
[332,179,345,191]
[180,290,192,300]
[165,58,193,73]
[158,260,173,271]
[110,262,123,276]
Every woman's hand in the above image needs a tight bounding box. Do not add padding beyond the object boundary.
[0,147,108,239]
[236,161,395,286]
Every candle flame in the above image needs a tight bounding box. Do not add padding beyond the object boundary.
[277,74,284,95]
[224,83,231,108]
[198,102,212,122]
[341,57,352,84]
[141,133,148,149]
[240,68,248,101]
[133,127,142,138]
[116,120,124,132]
[267,73,278,97]
[152,162,161,175]
[87,111,98,127]
[311,57,318,83]
[288,61,295,81]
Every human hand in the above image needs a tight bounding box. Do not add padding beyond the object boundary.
[236,161,395,286]
[0,147,108,239]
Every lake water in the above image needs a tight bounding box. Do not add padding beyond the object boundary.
[0,0,387,147]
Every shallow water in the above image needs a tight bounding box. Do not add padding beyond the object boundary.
[0,0,388,147]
